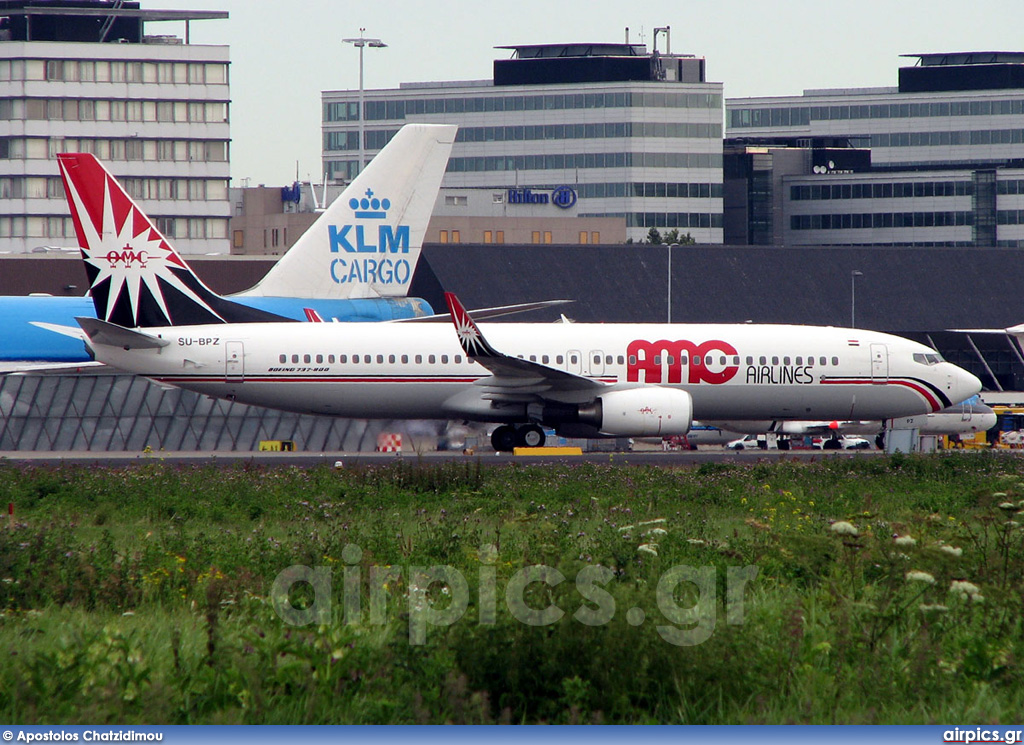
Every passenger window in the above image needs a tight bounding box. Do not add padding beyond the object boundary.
[746,356,753,365]
[316,354,323,364]
[376,355,384,364]
[628,355,636,365]
[831,356,839,366]
[429,354,436,364]
[783,356,790,365]
[415,354,422,364]
[819,357,826,366]
[666,355,674,365]
[388,354,395,363]
[340,355,347,363]
[795,356,802,365]
[328,355,335,363]
[455,355,462,364]
[759,356,766,365]
[692,355,700,365]
[279,354,286,363]
[617,355,624,365]
[364,355,371,363]
[570,354,578,364]
[557,355,564,364]
[291,354,298,363]
[593,355,600,365]
[441,355,448,364]
[531,355,538,362]
[806,357,813,367]
[401,354,408,364]
[303,354,311,364]
[654,355,662,365]
[720,356,727,365]
[542,355,550,364]
[771,356,778,365]
[732,356,740,365]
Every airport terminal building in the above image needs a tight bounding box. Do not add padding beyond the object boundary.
[726,53,1024,248]
[322,39,725,244]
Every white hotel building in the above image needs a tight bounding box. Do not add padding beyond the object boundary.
[0,1,230,254]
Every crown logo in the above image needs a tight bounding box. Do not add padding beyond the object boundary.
[350,188,390,219]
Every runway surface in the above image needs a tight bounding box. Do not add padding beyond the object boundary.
[0,448,893,468]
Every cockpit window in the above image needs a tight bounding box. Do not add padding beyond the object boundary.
[913,352,944,366]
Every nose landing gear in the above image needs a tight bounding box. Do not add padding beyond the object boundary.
[491,423,547,451]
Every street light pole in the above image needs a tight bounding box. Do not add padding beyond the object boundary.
[342,30,387,174]
[851,270,863,328]
[667,243,672,324]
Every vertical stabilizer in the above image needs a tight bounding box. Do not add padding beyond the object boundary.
[57,153,286,327]
[234,123,457,300]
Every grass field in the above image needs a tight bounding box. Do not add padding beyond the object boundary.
[2,454,1024,724]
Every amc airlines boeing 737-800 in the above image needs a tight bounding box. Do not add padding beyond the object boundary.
[50,174,983,449]
[2,123,457,366]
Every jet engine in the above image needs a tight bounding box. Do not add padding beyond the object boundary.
[578,387,693,437]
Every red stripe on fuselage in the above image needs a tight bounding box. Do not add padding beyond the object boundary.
[821,377,942,412]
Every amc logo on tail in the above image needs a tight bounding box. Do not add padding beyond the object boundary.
[104,248,150,268]
[627,339,739,385]
[327,188,412,285]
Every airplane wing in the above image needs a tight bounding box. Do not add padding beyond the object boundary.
[396,299,574,323]
[445,292,604,399]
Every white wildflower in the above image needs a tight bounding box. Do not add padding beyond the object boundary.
[949,580,982,598]
[637,544,659,557]
[686,538,706,546]
[919,604,949,613]
[998,502,1020,512]
[643,527,668,537]
[830,521,859,536]
[638,518,667,527]
[938,545,963,557]
[617,524,635,533]
[905,570,936,584]
[894,535,917,547]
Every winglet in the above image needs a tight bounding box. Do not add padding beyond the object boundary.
[444,292,500,359]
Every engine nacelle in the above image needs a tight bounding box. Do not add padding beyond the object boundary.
[579,387,693,437]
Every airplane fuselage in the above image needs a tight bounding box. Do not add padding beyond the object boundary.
[86,320,981,428]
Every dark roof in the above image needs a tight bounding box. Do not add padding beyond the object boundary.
[413,244,1024,333]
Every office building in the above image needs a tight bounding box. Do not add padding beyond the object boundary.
[726,52,1024,247]
[323,36,725,244]
[0,0,230,254]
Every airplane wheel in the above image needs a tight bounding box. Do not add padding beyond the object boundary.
[778,439,790,451]
[876,434,886,450]
[491,425,517,452]
[518,424,546,448]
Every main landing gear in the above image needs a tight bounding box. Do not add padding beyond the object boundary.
[491,424,546,451]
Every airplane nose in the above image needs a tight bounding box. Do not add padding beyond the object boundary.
[948,364,983,406]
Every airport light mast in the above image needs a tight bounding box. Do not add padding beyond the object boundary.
[343,30,387,173]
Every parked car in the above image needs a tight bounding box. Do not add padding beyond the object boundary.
[726,434,765,450]
[812,435,872,450]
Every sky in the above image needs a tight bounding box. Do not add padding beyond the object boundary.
[148,0,1024,186]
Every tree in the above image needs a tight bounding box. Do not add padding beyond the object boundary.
[646,227,663,245]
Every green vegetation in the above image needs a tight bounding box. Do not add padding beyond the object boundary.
[2,455,1024,723]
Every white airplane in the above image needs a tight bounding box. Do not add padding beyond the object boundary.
[703,395,997,449]
[49,188,983,449]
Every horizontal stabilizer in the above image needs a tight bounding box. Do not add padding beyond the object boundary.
[30,321,86,341]
[76,317,170,350]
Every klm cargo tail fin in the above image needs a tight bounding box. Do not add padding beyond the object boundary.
[233,123,457,301]
[57,153,287,328]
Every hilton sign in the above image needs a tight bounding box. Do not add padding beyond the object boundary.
[507,185,577,209]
